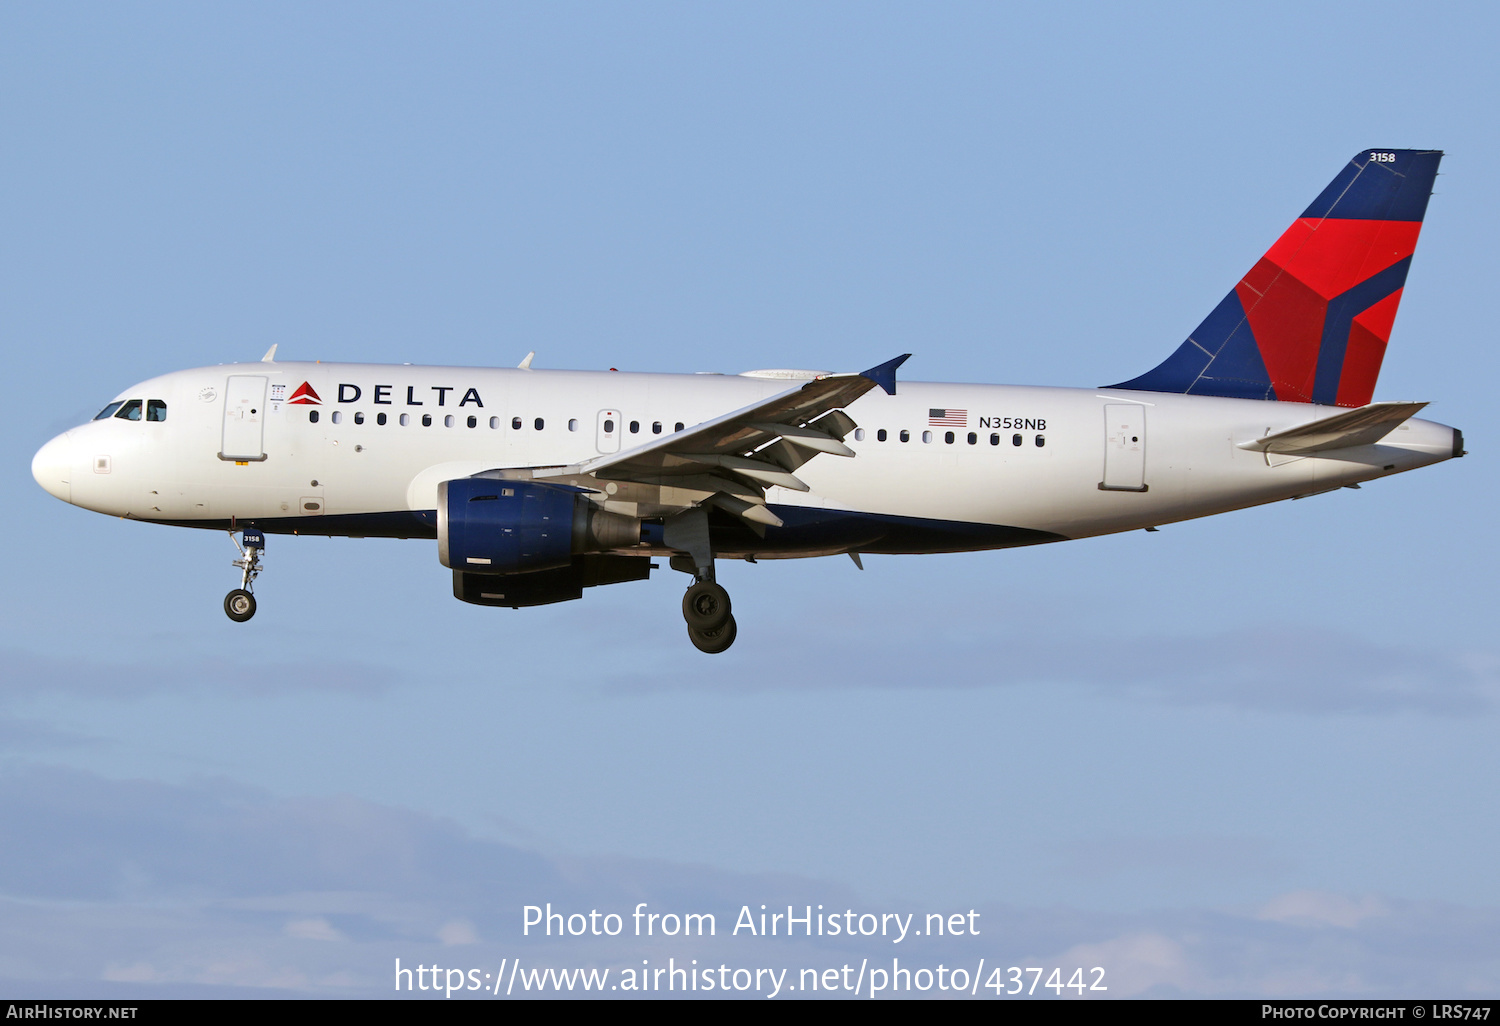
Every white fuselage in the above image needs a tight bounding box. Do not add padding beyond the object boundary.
[32,360,1460,556]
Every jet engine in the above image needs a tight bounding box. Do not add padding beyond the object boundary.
[437,477,643,574]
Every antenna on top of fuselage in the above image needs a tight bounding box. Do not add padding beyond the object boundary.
[518,351,536,370]
[261,344,278,363]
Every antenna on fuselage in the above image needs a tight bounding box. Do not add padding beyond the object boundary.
[518,351,536,370]
[261,344,278,363]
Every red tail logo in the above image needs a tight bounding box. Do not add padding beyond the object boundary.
[287,382,321,405]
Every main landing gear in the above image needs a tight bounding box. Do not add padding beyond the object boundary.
[683,574,736,654]
[224,527,265,623]
[665,506,737,653]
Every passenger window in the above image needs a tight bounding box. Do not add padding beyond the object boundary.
[629,421,640,433]
[444,415,455,427]
[604,419,615,433]
[400,413,410,426]
[377,412,388,425]
[652,421,662,434]
[422,414,432,427]
[569,419,579,431]
[990,433,999,445]
[899,430,910,443]
[1036,434,1045,447]
[877,429,887,442]
[467,415,477,428]
[115,400,143,421]
[146,400,167,422]
[331,411,342,424]
[967,432,976,445]
[675,422,684,432]
[353,411,364,425]
[853,428,865,441]
[944,431,954,444]
[310,410,320,424]
[922,430,933,443]
[1012,433,1022,446]
[535,418,544,430]
[490,416,500,429]
[512,417,522,430]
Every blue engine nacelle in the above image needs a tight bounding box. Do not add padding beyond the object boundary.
[437,477,644,574]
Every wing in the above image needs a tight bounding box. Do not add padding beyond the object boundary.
[533,354,909,528]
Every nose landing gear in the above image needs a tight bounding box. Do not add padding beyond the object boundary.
[225,528,265,623]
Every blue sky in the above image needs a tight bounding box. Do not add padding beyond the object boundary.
[3,1,1498,998]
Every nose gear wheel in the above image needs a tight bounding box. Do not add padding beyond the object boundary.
[224,528,265,623]
[224,589,256,622]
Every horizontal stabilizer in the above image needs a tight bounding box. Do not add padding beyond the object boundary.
[1238,401,1428,455]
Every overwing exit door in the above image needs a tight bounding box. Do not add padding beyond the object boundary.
[221,375,268,462]
[596,409,620,453]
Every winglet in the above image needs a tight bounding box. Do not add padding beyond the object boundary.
[860,354,911,396]
[261,344,278,363]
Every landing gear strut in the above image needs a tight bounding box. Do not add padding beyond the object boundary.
[225,528,265,623]
[665,507,738,653]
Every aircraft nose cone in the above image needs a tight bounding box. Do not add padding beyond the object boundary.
[32,432,73,503]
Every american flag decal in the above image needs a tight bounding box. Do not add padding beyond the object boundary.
[928,408,967,427]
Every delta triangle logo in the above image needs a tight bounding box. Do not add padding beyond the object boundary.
[287,381,322,405]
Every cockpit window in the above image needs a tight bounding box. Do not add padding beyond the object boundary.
[146,400,167,422]
[114,400,143,421]
[94,402,125,420]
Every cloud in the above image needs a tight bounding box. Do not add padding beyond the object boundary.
[603,613,1500,716]
[0,714,93,750]
[437,920,479,946]
[1257,891,1389,930]
[998,895,1500,999]
[1,767,1498,998]
[1047,932,1191,998]
[285,918,345,942]
[1056,835,1292,882]
[0,648,396,701]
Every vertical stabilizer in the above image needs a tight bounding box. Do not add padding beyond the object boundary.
[1111,149,1441,406]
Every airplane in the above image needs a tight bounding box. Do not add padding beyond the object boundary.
[31,148,1463,653]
